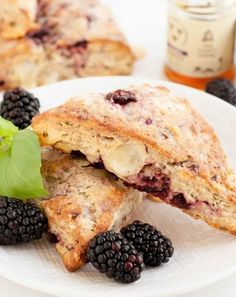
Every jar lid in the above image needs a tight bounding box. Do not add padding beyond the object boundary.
[176,0,236,14]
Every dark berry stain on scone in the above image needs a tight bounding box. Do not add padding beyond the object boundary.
[188,164,199,174]
[86,15,96,28]
[70,40,88,51]
[171,193,190,209]
[59,40,88,59]
[124,166,170,199]
[105,90,137,105]
[211,175,218,181]
[145,118,153,125]
[27,28,50,44]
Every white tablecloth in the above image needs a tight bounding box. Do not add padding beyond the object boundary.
[1,0,235,296]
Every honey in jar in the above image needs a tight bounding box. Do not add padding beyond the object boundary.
[165,0,236,89]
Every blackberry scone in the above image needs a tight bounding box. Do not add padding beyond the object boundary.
[32,84,236,235]
[0,0,38,39]
[0,0,135,89]
[39,147,143,272]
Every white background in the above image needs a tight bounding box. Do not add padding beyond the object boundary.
[1,0,235,296]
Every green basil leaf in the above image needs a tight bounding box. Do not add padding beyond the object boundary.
[0,117,18,154]
[0,129,48,199]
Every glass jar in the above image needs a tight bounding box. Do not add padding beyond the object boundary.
[165,0,236,89]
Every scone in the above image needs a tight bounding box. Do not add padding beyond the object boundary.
[0,0,135,89]
[32,84,236,235]
[37,0,135,77]
[0,39,47,90]
[0,0,38,39]
[39,147,143,272]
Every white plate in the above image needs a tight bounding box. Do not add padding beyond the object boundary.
[1,76,236,297]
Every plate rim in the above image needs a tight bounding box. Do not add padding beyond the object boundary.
[1,258,236,297]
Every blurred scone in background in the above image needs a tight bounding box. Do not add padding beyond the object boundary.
[0,0,136,90]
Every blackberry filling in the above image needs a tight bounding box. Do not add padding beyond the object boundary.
[27,28,50,44]
[105,90,137,105]
[66,40,88,55]
[171,193,190,209]
[124,166,170,199]
[145,118,153,125]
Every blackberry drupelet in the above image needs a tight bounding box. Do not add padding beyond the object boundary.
[205,79,236,106]
[121,221,174,267]
[87,231,144,283]
[0,196,47,245]
[105,90,137,105]
[0,88,40,129]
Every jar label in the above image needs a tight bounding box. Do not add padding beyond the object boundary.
[166,10,236,78]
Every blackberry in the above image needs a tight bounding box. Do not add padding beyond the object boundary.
[0,196,47,245]
[105,90,137,105]
[205,79,236,106]
[87,231,144,283]
[0,88,40,129]
[121,221,174,267]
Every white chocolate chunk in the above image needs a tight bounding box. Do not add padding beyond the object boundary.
[103,143,147,178]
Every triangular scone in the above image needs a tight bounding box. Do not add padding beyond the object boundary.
[32,85,236,235]
[0,0,135,89]
[0,0,38,39]
[39,147,143,272]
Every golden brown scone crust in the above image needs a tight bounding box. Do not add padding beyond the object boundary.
[39,148,142,272]
[0,0,38,39]
[0,0,135,89]
[32,85,236,235]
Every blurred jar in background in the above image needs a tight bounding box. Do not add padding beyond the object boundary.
[165,0,236,89]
